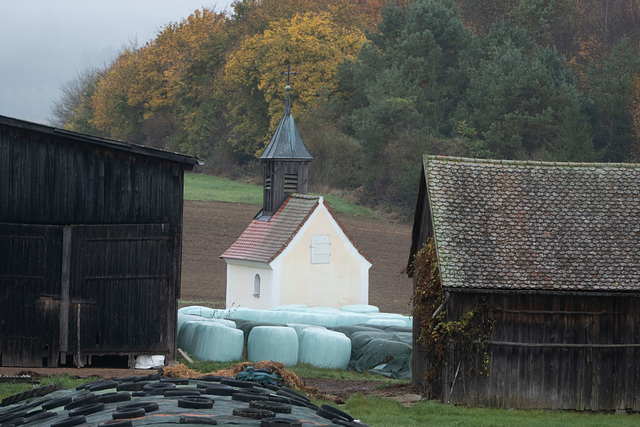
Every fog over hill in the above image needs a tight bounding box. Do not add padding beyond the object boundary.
[0,0,233,124]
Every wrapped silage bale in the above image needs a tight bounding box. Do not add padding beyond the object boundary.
[191,322,244,362]
[229,307,271,322]
[286,323,326,337]
[178,320,211,352]
[286,311,340,328]
[371,312,412,327]
[366,317,409,327]
[335,312,375,327]
[307,306,340,313]
[210,318,237,328]
[178,314,205,336]
[262,310,297,325]
[270,304,308,311]
[298,328,351,369]
[247,326,299,366]
[340,304,380,314]
[178,306,215,318]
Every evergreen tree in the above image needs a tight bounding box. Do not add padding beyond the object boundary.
[583,38,640,162]
[456,20,596,161]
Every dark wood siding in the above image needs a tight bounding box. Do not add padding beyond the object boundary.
[0,125,184,225]
[0,118,193,367]
[263,160,309,216]
[0,224,62,367]
[433,291,640,411]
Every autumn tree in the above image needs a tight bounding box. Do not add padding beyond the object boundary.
[225,11,365,158]
[50,67,106,136]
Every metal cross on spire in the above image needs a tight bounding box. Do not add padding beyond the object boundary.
[280,64,297,86]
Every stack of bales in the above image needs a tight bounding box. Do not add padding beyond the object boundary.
[177,305,412,377]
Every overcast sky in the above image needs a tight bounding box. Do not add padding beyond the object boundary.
[0,0,234,124]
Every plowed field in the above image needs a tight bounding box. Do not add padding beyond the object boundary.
[181,200,415,314]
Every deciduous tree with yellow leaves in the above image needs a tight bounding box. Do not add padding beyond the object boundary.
[225,11,365,158]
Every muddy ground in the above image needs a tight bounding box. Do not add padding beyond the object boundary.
[0,200,418,400]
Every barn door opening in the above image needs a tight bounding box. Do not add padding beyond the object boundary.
[0,223,63,367]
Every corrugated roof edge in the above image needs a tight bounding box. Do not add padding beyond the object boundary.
[1,114,200,168]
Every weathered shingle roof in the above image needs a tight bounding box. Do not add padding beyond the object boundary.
[423,155,640,292]
[259,90,312,160]
[221,194,320,263]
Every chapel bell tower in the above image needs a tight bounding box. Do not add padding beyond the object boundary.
[259,66,312,219]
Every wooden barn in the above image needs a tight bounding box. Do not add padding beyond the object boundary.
[408,155,640,411]
[0,115,198,368]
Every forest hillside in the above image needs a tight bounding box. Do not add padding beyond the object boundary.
[52,0,640,218]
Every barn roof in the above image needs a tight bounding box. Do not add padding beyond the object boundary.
[412,155,640,292]
[0,114,199,167]
[222,193,371,264]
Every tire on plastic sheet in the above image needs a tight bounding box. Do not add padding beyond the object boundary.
[203,385,236,396]
[68,402,105,417]
[50,415,87,427]
[112,408,146,420]
[232,392,269,403]
[88,380,119,391]
[116,382,148,392]
[178,397,214,409]
[98,419,133,426]
[232,408,276,420]
[164,389,202,397]
[320,403,354,421]
[249,400,292,413]
[41,396,73,410]
[260,417,302,426]
[97,392,131,404]
[116,401,160,413]
[179,416,218,425]
[316,407,348,422]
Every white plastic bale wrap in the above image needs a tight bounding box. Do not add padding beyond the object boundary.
[366,317,410,327]
[270,304,308,311]
[178,314,205,336]
[178,306,215,318]
[247,326,299,366]
[307,306,340,313]
[286,323,326,337]
[298,329,351,369]
[191,322,244,362]
[340,304,380,314]
[178,320,211,351]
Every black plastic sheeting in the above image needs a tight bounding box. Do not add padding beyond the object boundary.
[0,375,368,426]
[331,325,413,380]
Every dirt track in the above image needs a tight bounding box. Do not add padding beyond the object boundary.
[180,200,415,314]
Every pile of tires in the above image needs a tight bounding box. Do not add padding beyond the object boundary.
[0,375,369,426]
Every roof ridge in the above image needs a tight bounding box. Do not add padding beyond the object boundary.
[424,154,640,168]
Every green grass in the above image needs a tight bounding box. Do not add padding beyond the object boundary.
[184,173,381,218]
[184,173,262,205]
[0,374,88,401]
[341,395,640,426]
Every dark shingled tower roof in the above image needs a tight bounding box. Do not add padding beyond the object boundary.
[259,85,312,161]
